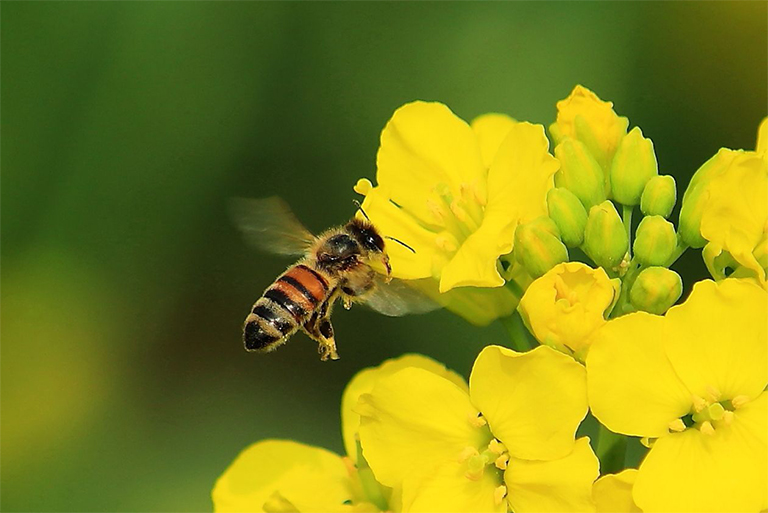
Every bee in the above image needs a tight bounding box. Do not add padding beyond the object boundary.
[230,197,438,361]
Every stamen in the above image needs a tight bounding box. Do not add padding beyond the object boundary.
[668,418,686,432]
[494,454,509,470]
[691,395,707,413]
[554,275,579,305]
[488,438,506,455]
[721,411,734,426]
[457,446,480,464]
[465,454,487,481]
[469,412,487,428]
[731,395,750,409]
[705,385,721,402]
[699,421,715,436]
[435,232,459,253]
[494,485,508,506]
[354,178,373,196]
[640,437,655,448]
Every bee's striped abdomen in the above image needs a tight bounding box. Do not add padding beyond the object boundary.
[243,264,331,352]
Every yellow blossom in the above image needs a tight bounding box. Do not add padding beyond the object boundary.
[592,470,641,513]
[518,262,619,357]
[353,102,558,324]
[356,345,598,512]
[587,279,767,512]
[212,439,380,512]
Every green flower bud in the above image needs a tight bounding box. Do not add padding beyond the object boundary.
[554,138,606,210]
[629,267,683,315]
[610,127,658,205]
[547,187,588,248]
[640,175,677,218]
[583,201,628,270]
[514,216,569,279]
[633,216,677,266]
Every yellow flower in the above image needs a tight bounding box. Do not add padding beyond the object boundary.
[212,439,380,512]
[587,279,768,512]
[592,470,640,513]
[356,345,598,512]
[353,102,558,323]
[549,85,629,179]
[680,118,768,287]
[518,262,619,358]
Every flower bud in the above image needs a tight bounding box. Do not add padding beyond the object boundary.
[514,216,569,279]
[629,267,683,315]
[547,187,588,248]
[518,262,620,356]
[633,216,677,267]
[610,127,658,206]
[583,201,628,270]
[679,149,737,248]
[641,175,676,219]
[554,138,606,210]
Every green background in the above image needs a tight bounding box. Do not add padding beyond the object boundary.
[2,2,765,510]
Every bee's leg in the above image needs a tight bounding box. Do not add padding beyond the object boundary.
[302,291,340,361]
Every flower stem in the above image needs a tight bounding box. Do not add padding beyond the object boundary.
[356,441,389,511]
[622,205,633,259]
[665,235,689,267]
[499,311,535,352]
[596,424,628,475]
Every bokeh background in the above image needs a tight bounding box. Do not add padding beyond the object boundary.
[2,2,766,511]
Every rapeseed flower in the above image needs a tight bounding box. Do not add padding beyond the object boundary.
[355,345,598,512]
[353,101,558,324]
[587,279,767,512]
[518,262,619,358]
[591,470,640,513]
[679,118,768,287]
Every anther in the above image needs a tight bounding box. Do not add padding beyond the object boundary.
[691,395,707,413]
[457,446,479,464]
[699,421,715,436]
[494,454,509,470]
[494,485,508,506]
[731,395,751,409]
[668,418,686,432]
[488,438,506,455]
[469,412,487,428]
[722,411,734,426]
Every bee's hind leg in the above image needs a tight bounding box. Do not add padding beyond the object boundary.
[302,293,340,361]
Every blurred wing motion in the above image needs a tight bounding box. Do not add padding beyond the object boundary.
[230,197,315,256]
[364,277,442,317]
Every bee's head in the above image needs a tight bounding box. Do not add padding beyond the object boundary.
[345,218,390,277]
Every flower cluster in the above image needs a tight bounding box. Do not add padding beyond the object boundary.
[214,87,767,512]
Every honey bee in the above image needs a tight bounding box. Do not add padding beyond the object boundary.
[230,197,438,361]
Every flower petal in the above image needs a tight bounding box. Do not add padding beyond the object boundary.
[471,113,518,169]
[341,354,467,461]
[401,461,505,513]
[212,439,353,513]
[505,437,599,513]
[485,122,559,240]
[356,367,489,488]
[592,470,640,513]
[633,392,767,512]
[355,182,438,280]
[410,278,519,326]
[757,117,767,154]
[469,345,588,461]
[586,313,692,438]
[376,101,486,226]
[663,279,768,402]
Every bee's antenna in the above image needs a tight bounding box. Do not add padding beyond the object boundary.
[385,236,416,254]
[352,199,370,221]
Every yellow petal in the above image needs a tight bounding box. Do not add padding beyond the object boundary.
[757,117,767,153]
[356,183,437,280]
[439,215,510,291]
[471,113,518,169]
[699,151,768,282]
[212,439,354,513]
[634,392,767,512]
[664,279,768,402]
[356,367,489,488]
[376,101,486,226]
[341,354,467,461]
[518,262,617,354]
[469,345,588,461]
[505,437,599,513]
[401,461,505,513]
[592,470,641,513]
[552,85,629,170]
[485,122,559,237]
[586,313,692,438]
[410,278,519,326]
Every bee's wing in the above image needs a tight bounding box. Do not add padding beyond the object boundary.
[229,197,315,256]
[363,277,442,317]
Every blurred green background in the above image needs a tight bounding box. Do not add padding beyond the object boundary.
[2,2,765,511]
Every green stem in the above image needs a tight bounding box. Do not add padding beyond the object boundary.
[596,424,628,475]
[622,205,633,259]
[499,311,535,352]
[665,236,689,267]
[356,441,389,511]
[610,258,643,318]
